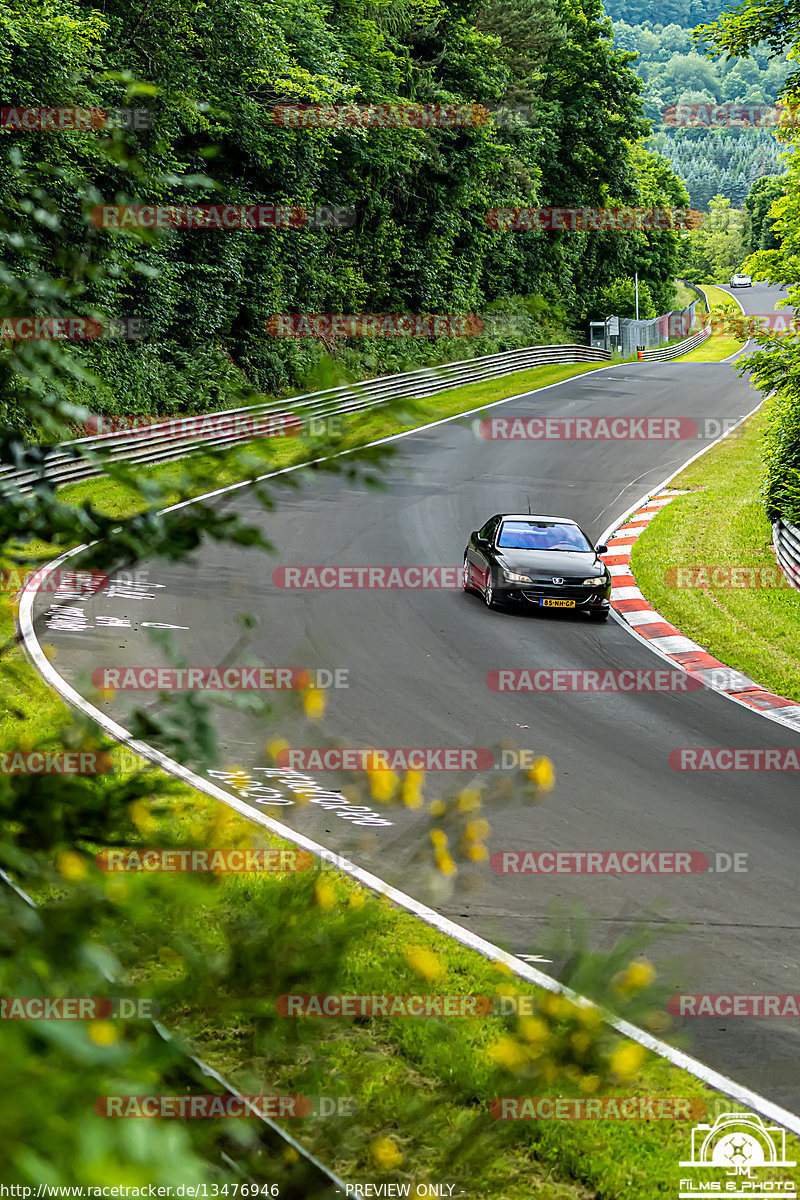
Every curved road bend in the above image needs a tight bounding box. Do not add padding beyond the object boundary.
[30,285,800,1109]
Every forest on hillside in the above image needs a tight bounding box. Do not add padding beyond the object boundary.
[610,12,790,210]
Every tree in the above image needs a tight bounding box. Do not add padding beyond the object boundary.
[744,174,786,250]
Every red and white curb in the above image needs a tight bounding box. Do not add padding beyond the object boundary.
[602,491,800,731]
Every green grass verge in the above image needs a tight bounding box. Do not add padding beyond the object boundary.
[631,400,800,701]
[2,352,783,1195]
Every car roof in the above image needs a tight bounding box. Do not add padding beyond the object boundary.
[497,514,578,524]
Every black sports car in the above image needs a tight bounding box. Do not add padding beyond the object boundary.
[463,514,611,620]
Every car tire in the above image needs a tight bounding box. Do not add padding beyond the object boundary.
[588,608,609,622]
[462,557,473,593]
[484,580,500,609]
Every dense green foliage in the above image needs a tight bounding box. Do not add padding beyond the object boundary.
[744,164,787,249]
[697,0,800,522]
[681,193,750,278]
[0,0,691,426]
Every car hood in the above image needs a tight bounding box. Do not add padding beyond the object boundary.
[496,549,606,578]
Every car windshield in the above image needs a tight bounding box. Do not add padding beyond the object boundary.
[497,521,592,552]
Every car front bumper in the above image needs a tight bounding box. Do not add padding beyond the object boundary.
[495,581,611,612]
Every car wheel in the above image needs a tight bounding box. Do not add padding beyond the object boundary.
[588,608,609,622]
[484,581,499,609]
[462,557,472,593]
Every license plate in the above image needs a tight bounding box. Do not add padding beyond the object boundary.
[540,598,576,608]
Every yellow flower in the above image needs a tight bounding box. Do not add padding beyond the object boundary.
[541,993,565,1018]
[367,768,398,803]
[615,959,656,993]
[430,830,448,849]
[404,945,443,982]
[570,1031,591,1054]
[576,1004,603,1029]
[370,1137,403,1171]
[464,819,490,841]
[303,687,325,720]
[578,1074,600,1094]
[88,1021,118,1046]
[527,756,555,791]
[266,737,289,761]
[488,1036,528,1072]
[211,802,237,840]
[401,770,425,809]
[57,851,87,881]
[518,1017,550,1043]
[457,789,482,812]
[609,1041,647,1080]
[465,843,488,862]
[349,891,366,910]
[128,800,155,833]
[434,850,457,877]
[282,1147,299,1165]
[429,799,446,817]
[315,880,336,910]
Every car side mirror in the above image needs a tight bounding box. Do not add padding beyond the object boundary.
[595,542,608,555]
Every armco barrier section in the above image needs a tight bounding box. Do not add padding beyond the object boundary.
[0,343,609,495]
[773,518,800,590]
[637,327,712,361]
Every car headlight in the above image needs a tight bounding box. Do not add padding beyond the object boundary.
[583,576,606,585]
[502,569,531,583]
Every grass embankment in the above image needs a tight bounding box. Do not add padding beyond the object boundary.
[672,284,747,363]
[632,400,800,701]
[2,355,776,1195]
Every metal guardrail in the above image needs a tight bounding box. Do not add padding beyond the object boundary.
[636,327,712,361]
[773,518,800,590]
[0,342,609,494]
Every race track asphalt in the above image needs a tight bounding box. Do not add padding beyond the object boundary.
[30,284,800,1109]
